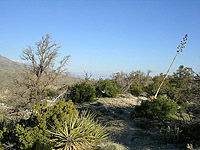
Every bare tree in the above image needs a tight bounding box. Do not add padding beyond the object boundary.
[111,70,152,93]
[15,34,70,105]
[111,71,133,93]
[83,71,93,83]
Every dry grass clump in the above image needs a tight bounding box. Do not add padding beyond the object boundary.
[98,141,129,150]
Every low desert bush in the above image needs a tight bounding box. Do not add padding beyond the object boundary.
[180,122,200,145]
[159,125,183,144]
[45,88,57,97]
[70,82,96,103]
[129,82,143,96]
[159,121,200,148]
[96,79,120,98]
[0,130,3,149]
[132,95,178,119]
[0,100,78,149]
[0,100,109,150]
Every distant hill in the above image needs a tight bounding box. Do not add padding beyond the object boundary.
[0,55,24,92]
[0,55,80,94]
[0,55,23,71]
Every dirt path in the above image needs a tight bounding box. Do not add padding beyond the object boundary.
[76,94,179,150]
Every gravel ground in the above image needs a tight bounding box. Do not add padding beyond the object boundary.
[75,94,180,150]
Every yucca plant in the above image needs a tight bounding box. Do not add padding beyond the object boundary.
[49,110,109,150]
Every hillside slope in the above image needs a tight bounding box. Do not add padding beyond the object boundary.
[0,55,24,92]
[0,55,81,104]
[0,55,23,71]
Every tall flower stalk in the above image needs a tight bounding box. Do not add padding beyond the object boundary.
[153,34,188,99]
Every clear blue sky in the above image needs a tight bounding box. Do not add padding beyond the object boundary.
[0,0,199,78]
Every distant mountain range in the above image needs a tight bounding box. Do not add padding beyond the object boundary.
[0,55,24,92]
[0,55,23,71]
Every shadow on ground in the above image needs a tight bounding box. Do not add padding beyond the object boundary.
[75,100,179,150]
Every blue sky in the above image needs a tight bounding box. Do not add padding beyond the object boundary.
[0,0,199,78]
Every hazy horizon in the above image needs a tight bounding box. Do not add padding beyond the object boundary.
[0,0,199,77]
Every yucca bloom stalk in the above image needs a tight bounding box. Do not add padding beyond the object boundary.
[49,110,109,150]
[153,34,188,100]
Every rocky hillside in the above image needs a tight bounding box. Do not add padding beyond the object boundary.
[0,55,23,71]
[0,55,24,92]
[0,55,81,105]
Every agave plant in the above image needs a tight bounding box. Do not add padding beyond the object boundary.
[153,34,188,100]
[49,110,109,150]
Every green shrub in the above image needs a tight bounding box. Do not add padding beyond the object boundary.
[159,125,183,144]
[45,88,57,97]
[132,95,178,119]
[144,74,171,97]
[0,100,78,149]
[49,110,109,150]
[0,130,3,149]
[180,122,200,144]
[144,66,197,104]
[0,100,109,149]
[70,82,96,103]
[168,65,195,104]
[159,122,200,147]
[129,82,143,96]
[96,79,120,98]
